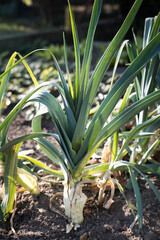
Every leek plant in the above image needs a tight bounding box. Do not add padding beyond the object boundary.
[26,0,159,230]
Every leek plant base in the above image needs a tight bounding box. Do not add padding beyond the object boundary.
[1,174,159,239]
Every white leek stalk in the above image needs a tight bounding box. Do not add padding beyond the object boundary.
[63,177,87,231]
[0,162,4,176]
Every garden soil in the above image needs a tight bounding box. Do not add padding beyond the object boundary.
[0,109,160,240]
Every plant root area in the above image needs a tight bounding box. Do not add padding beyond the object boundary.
[0,179,160,240]
[0,109,160,240]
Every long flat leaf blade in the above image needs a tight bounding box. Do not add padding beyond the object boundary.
[76,0,103,114]
[68,1,80,99]
[63,33,74,99]
[128,167,143,228]
[1,144,21,219]
[0,52,17,111]
[18,154,63,178]
[18,53,38,86]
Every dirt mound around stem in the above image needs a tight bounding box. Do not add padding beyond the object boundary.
[0,176,160,240]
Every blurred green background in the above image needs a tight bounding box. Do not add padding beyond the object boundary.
[0,0,159,54]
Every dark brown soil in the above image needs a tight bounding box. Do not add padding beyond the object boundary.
[0,109,160,240]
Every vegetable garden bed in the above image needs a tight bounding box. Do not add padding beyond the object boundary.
[0,0,160,239]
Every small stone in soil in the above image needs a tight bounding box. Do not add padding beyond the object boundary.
[80,232,89,240]
[104,224,113,233]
